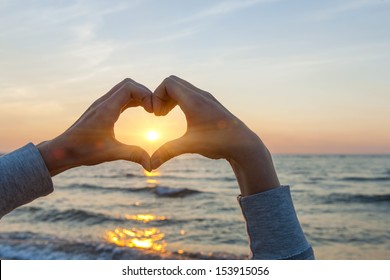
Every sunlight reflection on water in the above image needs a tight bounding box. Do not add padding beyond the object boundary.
[105,169,169,253]
[125,214,167,223]
[105,227,166,252]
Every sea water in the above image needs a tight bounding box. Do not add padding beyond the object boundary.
[0,155,389,259]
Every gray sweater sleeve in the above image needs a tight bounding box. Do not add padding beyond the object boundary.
[238,186,314,260]
[0,143,53,218]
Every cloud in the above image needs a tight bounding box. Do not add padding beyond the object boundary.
[255,42,390,71]
[173,0,278,25]
[0,1,140,38]
[305,0,389,21]
[139,0,278,48]
[0,1,147,87]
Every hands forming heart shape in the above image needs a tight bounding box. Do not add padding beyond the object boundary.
[38,75,280,195]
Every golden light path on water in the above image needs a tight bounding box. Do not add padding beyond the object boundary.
[125,214,167,223]
[105,227,166,252]
[104,168,186,254]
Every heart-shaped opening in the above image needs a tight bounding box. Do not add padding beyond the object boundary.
[115,107,186,155]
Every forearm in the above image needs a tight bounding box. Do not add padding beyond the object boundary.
[0,143,53,218]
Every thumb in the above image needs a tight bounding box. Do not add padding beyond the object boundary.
[151,137,189,169]
[112,143,151,171]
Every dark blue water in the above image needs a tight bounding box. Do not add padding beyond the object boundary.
[1,155,389,259]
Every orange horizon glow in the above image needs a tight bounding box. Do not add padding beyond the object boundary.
[0,91,389,155]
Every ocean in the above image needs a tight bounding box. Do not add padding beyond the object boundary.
[0,154,389,259]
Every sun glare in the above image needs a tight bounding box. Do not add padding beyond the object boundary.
[146,131,159,142]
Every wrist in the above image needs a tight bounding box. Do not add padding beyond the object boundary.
[37,136,78,176]
[228,131,280,196]
[229,128,264,163]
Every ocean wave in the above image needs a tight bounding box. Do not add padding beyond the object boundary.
[66,183,152,193]
[13,207,144,225]
[65,184,202,198]
[309,177,326,181]
[89,170,237,183]
[0,231,243,260]
[323,193,390,204]
[13,206,204,226]
[341,176,390,182]
[31,208,122,225]
[154,186,201,197]
[95,172,143,179]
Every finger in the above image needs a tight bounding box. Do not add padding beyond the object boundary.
[122,95,152,113]
[153,76,196,116]
[91,78,134,108]
[124,80,154,113]
[68,78,150,130]
[106,80,153,119]
[152,93,177,116]
[170,75,223,105]
[150,136,190,169]
[168,75,204,94]
[152,79,177,116]
[111,143,151,171]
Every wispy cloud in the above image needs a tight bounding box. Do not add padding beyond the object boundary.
[305,0,389,21]
[0,1,146,87]
[173,0,278,25]
[0,1,140,38]
[145,0,279,46]
[254,42,390,70]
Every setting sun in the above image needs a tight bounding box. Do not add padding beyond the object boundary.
[146,131,159,142]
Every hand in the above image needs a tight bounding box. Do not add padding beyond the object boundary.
[37,78,153,176]
[151,75,280,195]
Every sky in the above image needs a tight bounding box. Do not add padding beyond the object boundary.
[0,0,389,154]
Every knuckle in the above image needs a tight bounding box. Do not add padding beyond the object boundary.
[121,82,135,96]
[165,75,179,85]
[164,76,173,85]
[124,80,133,90]
[202,90,219,103]
[204,91,212,97]
[123,77,133,83]
[168,74,178,80]
[89,100,100,109]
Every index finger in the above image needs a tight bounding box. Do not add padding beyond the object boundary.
[153,75,200,116]
[91,78,136,108]
[106,79,153,119]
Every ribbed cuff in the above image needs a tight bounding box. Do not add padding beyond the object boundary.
[0,143,53,218]
[238,186,314,260]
